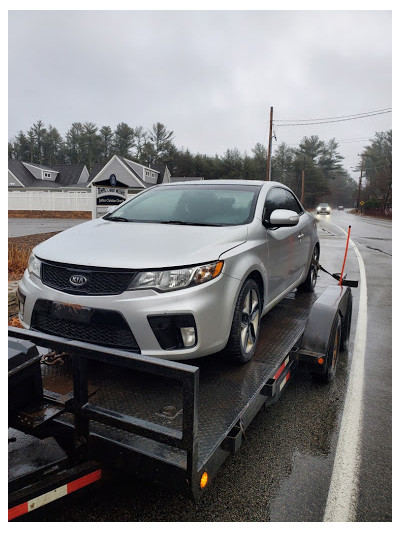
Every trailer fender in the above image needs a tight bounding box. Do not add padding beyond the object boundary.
[300,285,351,357]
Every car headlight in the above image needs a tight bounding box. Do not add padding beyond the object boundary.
[28,253,41,279]
[128,261,224,292]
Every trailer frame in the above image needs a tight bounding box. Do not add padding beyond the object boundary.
[8,283,353,516]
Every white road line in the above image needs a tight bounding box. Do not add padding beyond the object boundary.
[323,226,368,522]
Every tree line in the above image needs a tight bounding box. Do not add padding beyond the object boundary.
[8,120,391,209]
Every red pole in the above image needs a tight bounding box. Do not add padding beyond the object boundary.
[339,226,351,286]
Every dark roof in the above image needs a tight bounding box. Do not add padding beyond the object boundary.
[87,163,105,183]
[8,160,87,188]
[151,162,167,184]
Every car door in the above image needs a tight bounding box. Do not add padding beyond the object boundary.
[283,189,312,283]
[263,187,299,301]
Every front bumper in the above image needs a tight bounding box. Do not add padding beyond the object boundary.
[18,270,241,360]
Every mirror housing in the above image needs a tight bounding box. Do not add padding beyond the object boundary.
[266,209,300,228]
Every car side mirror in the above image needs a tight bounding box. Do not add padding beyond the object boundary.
[266,209,300,228]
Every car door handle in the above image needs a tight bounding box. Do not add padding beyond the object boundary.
[297,233,304,239]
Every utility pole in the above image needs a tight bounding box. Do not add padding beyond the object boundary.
[356,156,364,212]
[266,106,273,181]
[301,157,305,204]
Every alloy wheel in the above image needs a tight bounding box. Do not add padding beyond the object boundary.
[240,289,260,354]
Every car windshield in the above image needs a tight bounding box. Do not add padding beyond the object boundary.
[105,184,261,226]
[319,203,329,207]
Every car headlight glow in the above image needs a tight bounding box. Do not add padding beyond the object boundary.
[128,261,224,292]
[28,253,41,279]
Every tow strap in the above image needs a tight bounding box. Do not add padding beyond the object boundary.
[316,261,359,288]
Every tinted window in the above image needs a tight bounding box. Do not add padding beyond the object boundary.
[264,188,291,221]
[284,190,303,214]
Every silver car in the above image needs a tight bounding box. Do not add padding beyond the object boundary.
[19,180,319,363]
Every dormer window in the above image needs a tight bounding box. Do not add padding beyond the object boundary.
[43,171,52,180]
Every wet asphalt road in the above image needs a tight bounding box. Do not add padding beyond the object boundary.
[13,211,391,522]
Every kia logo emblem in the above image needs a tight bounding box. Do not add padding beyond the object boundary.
[69,274,88,287]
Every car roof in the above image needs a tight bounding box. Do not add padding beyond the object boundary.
[158,180,285,188]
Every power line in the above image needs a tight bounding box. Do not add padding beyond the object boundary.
[337,137,372,144]
[274,107,391,123]
[274,108,392,127]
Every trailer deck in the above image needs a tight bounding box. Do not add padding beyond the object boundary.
[10,276,353,505]
[37,288,319,469]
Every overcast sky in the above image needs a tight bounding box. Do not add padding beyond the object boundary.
[8,9,392,180]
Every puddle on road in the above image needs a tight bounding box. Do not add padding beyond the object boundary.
[268,449,335,521]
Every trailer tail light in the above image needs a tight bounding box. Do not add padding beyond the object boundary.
[200,471,208,489]
[8,469,102,520]
[318,357,325,365]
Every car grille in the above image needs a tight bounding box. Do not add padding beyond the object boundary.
[31,299,140,352]
[41,261,136,295]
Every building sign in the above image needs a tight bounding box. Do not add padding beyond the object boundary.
[96,187,127,206]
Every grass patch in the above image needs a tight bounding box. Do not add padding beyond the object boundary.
[8,232,59,281]
[8,242,31,280]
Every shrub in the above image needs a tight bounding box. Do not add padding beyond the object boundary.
[8,242,30,279]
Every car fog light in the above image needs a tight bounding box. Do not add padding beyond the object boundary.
[180,327,196,347]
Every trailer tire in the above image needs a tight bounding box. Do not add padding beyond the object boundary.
[313,312,342,383]
[340,291,352,351]
[223,279,261,364]
[297,245,319,293]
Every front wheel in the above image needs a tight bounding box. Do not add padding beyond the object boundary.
[223,279,261,364]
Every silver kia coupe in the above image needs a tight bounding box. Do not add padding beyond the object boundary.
[19,180,319,363]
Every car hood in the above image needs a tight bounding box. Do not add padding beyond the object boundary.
[34,218,248,269]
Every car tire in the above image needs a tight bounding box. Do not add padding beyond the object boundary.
[297,245,319,293]
[223,279,261,364]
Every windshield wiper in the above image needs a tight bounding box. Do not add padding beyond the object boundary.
[106,216,131,222]
[160,220,223,226]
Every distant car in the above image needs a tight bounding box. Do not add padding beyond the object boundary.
[338,206,344,210]
[19,180,319,364]
[316,203,331,214]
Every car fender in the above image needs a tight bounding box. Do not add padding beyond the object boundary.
[219,242,268,325]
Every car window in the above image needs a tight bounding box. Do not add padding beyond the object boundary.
[107,185,261,226]
[264,187,292,221]
[284,190,303,214]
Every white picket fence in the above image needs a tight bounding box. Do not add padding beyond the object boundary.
[8,190,93,212]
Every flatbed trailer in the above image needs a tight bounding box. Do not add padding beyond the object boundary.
[8,281,352,519]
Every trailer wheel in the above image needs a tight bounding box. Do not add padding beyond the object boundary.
[313,313,342,383]
[297,245,319,293]
[224,279,261,364]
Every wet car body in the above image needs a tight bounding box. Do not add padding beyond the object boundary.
[19,180,319,362]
